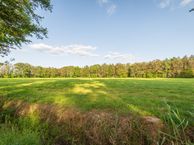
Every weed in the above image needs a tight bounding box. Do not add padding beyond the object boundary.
[159,103,192,145]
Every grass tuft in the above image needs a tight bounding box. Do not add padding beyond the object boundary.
[159,103,192,145]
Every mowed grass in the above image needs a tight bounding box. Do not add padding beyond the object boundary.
[0,78,194,122]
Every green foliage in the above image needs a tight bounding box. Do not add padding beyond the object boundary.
[160,104,193,145]
[0,0,51,56]
[0,108,45,145]
[0,124,41,145]
[180,69,194,78]
[1,55,194,78]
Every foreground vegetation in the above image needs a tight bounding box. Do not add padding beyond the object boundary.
[0,78,194,144]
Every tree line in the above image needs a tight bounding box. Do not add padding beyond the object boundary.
[0,55,194,78]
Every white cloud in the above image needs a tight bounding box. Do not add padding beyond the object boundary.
[29,43,98,56]
[159,0,171,8]
[64,44,98,56]
[104,52,135,62]
[29,44,136,63]
[158,0,193,9]
[97,0,117,15]
[97,0,108,5]
[30,43,53,51]
[180,0,193,6]
[107,4,117,15]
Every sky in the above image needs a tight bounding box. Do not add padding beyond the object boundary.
[2,0,194,67]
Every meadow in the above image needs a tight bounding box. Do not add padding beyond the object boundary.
[0,78,194,145]
[1,78,194,118]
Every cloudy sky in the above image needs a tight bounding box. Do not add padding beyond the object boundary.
[3,0,194,67]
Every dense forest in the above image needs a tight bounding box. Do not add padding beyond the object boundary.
[1,55,194,78]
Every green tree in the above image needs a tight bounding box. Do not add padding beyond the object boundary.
[0,0,51,56]
[115,63,128,78]
[14,63,33,77]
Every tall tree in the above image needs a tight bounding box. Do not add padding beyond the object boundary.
[0,0,51,56]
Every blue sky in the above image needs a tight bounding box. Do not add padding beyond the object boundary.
[3,0,194,67]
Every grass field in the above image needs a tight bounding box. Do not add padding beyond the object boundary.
[1,78,194,144]
[0,78,194,121]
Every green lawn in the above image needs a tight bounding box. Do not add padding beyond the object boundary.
[0,78,194,121]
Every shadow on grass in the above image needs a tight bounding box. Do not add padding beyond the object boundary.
[1,78,194,119]
[1,79,194,144]
[1,79,128,113]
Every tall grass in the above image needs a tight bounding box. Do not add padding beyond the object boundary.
[0,97,193,145]
[0,124,41,145]
[0,103,42,145]
[159,103,192,145]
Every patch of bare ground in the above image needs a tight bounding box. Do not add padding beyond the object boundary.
[187,127,194,143]
[1,99,192,145]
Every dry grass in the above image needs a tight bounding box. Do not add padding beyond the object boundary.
[1,98,194,144]
[1,99,167,145]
